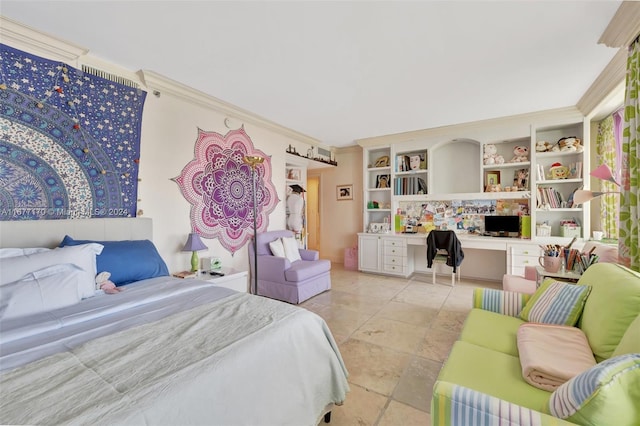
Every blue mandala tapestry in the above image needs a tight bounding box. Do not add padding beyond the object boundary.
[0,44,146,220]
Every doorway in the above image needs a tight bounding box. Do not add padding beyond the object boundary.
[307,175,320,251]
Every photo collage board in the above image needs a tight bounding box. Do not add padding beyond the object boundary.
[398,198,530,233]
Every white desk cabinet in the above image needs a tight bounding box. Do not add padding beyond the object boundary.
[359,234,410,277]
[507,243,542,276]
[382,237,408,276]
[358,234,382,273]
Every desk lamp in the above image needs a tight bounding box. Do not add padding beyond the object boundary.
[573,164,620,205]
[182,232,208,272]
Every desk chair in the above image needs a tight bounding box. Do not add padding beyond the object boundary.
[426,230,464,286]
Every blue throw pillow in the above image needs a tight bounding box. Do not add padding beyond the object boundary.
[60,235,169,286]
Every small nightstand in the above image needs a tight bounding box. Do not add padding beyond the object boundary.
[197,268,249,293]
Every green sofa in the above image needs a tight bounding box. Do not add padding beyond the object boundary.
[431,262,640,426]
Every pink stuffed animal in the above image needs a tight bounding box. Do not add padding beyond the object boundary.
[511,145,529,162]
[95,271,122,294]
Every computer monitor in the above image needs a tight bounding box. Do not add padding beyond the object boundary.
[484,215,520,237]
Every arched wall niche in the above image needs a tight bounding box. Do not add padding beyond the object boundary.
[430,138,481,194]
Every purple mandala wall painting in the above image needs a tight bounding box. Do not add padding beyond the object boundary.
[174,127,279,254]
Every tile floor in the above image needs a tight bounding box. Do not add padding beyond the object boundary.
[300,265,501,426]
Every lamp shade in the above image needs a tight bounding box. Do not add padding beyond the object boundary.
[573,190,596,205]
[573,189,620,205]
[590,164,619,186]
[182,232,208,252]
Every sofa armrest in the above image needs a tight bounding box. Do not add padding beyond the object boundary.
[431,381,573,426]
[299,249,319,261]
[472,288,532,317]
[256,256,291,282]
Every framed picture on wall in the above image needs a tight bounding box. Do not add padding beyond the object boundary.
[337,184,353,201]
[287,168,301,181]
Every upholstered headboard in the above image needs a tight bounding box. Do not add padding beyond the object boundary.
[0,218,153,249]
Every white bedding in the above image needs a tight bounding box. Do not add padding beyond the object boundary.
[0,277,349,425]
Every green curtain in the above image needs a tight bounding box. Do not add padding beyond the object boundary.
[620,37,640,271]
[596,116,619,239]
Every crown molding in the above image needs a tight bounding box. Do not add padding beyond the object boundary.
[0,16,88,63]
[356,107,584,148]
[577,49,626,117]
[139,70,322,146]
[598,1,640,48]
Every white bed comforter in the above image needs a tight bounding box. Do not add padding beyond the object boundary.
[0,278,349,425]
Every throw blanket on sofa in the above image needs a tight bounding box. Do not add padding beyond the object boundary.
[517,323,596,391]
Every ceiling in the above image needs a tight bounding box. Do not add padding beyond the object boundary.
[1,1,623,147]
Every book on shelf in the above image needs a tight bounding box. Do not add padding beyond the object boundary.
[173,270,198,279]
[396,155,410,172]
[394,176,427,195]
[537,187,566,209]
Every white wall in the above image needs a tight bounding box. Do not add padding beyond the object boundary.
[138,88,323,273]
[1,19,341,274]
[316,146,363,263]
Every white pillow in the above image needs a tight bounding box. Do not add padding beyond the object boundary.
[269,238,286,258]
[0,264,84,320]
[0,243,103,298]
[282,236,302,263]
[0,247,50,258]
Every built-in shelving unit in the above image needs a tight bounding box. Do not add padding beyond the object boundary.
[363,147,393,231]
[359,115,589,241]
[531,121,588,239]
[393,148,428,197]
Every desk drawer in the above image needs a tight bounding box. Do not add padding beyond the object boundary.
[511,254,538,267]
[384,254,407,267]
[509,245,541,257]
[384,238,406,248]
[507,244,541,276]
[383,244,406,257]
[382,263,407,275]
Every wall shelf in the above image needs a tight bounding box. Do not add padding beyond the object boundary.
[285,152,337,169]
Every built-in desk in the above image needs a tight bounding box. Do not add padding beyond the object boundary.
[357,232,545,282]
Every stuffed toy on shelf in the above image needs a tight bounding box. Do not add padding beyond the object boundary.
[483,144,504,165]
[536,140,553,152]
[510,145,529,162]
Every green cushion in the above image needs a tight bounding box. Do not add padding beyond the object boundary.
[578,263,640,362]
[438,340,551,411]
[545,354,640,426]
[520,278,591,326]
[459,308,525,357]
[612,314,640,357]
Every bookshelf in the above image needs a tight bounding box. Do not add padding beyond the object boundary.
[531,121,589,239]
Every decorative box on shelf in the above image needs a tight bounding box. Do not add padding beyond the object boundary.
[561,224,581,238]
[536,224,551,237]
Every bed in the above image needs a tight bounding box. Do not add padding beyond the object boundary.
[0,218,349,425]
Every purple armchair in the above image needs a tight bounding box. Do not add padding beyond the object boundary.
[248,230,331,304]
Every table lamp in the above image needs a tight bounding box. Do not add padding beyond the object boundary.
[182,232,208,272]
